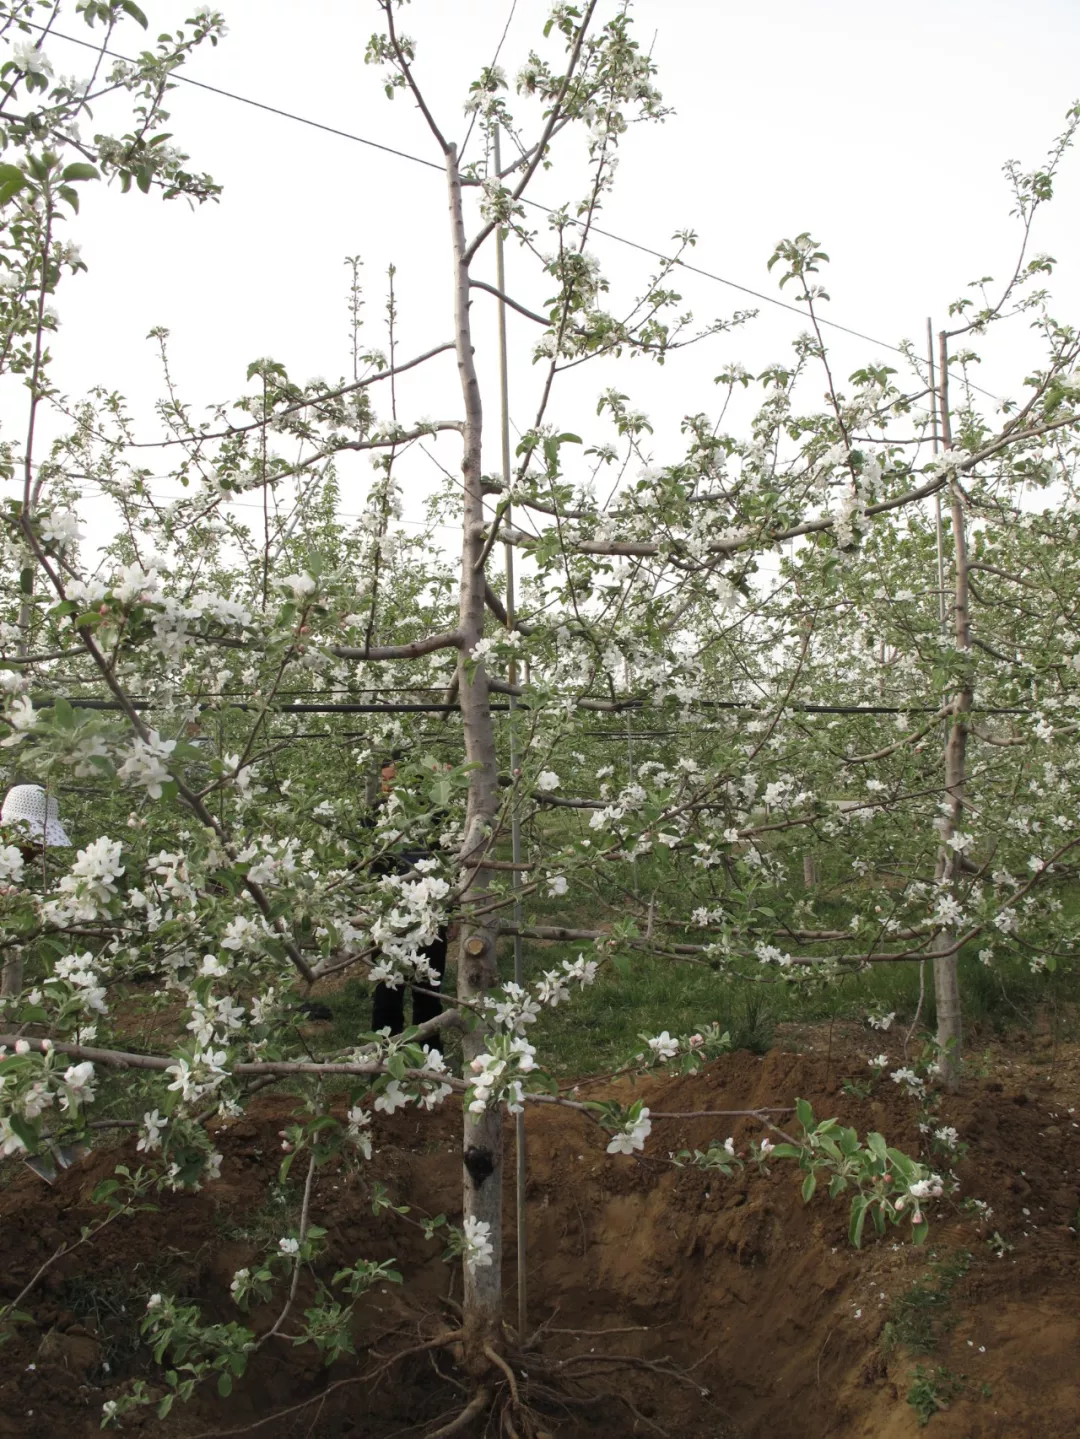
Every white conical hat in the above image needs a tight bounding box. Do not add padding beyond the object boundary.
[1,784,71,846]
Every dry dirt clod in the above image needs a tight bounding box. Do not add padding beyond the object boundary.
[36,1325,102,1380]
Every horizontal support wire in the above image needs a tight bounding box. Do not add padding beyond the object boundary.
[24,698,503,715]
[24,22,998,400]
[19,695,1032,717]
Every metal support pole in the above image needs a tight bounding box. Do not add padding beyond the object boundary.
[625,659,638,895]
[927,318,946,633]
[494,125,528,1342]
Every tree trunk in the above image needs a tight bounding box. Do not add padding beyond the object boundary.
[932,331,970,1089]
[0,955,23,999]
[446,143,504,1369]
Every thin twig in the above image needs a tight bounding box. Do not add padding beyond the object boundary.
[260,1150,317,1345]
[904,960,927,1061]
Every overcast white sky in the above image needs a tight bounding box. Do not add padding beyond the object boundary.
[9,0,1080,546]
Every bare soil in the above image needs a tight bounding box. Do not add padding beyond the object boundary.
[2,1024,1079,1438]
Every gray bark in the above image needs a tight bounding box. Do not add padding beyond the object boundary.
[932,331,970,1088]
[446,143,505,1367]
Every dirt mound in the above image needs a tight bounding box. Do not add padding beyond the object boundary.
[2,1030,1079,1438]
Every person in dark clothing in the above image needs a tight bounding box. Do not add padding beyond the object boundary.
[370,928,448,1034]
[369,760,449,1036]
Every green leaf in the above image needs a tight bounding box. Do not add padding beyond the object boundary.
[8,1113,39,1152]
[0,163,25,205]
[849,1195,869,1248]
[912,1218,930,1245]
[866,1131,889,1164]
[121,0,149,25]
[61,163,100,183]
[801,1171,817,1203]
[217,1372,232,1397]
[386,1052,407,1081]
[795,1097,814,1132]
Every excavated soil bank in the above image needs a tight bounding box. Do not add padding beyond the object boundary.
[2,1026,1079,1438]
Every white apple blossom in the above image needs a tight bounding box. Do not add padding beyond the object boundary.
[60,1060,96,1111]
[647,1031,679,1061]
[908,1174,944,1200]
[117,731,177,799]
[0,845,24,883]
[282,572,317,598]
[606,1107,652,1155]
[113,563,159,605]
[461,1216,494,1273]
[13,42,52,76]
[374,1080,408,1114]
[0,693,36,745]
[137,1110,167,1152]
[40,510,84,547]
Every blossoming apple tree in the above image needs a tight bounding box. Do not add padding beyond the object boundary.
[1,0,1079,1431]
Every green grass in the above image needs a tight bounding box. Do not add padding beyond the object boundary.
[506,832,1080,1071]
[881,1250,971,1357]
[521,936,1079,1074]
[907,1366,965,1428]
[322,916,1079,1080]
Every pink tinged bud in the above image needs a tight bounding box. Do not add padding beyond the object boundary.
[912,1211,923,1225]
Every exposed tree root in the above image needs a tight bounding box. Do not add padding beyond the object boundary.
[187,1330,462,1438]
[187,1313,715,1439]
[424,1386,491,1438]
[422,1323,718,1439]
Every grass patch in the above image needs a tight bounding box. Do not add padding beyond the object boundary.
[907,1365,964,1427]
[214,1177,306,1250]
[881,1250,971,1357]
[58,1247,207,1373]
